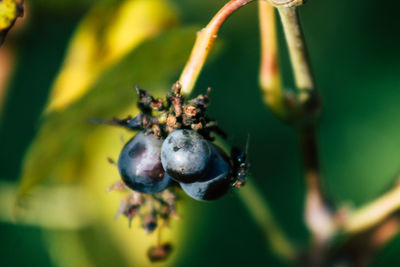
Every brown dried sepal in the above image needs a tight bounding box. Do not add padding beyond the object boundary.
[97,81,225,141]
[166,114,177,127]
[112,187,180,233]
[142,210,158,233]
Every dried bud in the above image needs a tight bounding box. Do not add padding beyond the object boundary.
[106,181,125,192]
[191,122,203,131]
[150,98,164,111]
[147,243,173,262]
[151,124,162,138]
[182,114,193,126]
[184,105,197,117]
[166,114,177,127]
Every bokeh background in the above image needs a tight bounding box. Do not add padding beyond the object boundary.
[1,0,400,266]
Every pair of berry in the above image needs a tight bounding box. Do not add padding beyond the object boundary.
[118,129,233,201]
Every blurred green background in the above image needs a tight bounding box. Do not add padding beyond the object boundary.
[1,0,400,266]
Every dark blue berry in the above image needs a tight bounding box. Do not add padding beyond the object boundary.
[118,131,171,194]
[180,144,232,201]
[161,129,211,183]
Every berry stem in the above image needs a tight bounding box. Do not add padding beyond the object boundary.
[157,223,163,246]
[179,0,256,95]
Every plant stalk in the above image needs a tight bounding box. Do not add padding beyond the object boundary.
[341,180,400,234]
[277,7,314,95]
[258,1,287,118]
[300,125,335,244]
[237,180,296,261]
[277,6,332,243]
[179,0,255,95]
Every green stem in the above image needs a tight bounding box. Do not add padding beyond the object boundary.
[277,7,314,101]
[341,180,400,234]
[277,6,332,244]
[237,180,296,261]
[268,0,305,8]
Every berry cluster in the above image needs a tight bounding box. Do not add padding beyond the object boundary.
[100,82,248,201]
[97,82,248,260]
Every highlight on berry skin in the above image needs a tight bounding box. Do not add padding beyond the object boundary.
[94,81,249,261]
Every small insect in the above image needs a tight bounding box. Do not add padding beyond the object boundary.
[231,137,249,188]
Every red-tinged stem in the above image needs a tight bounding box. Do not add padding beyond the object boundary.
[258,1,287,118]
[179,0,255,95]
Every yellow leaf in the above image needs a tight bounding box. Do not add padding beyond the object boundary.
[46,0,178,113]
[104,0,178,64]
[0,0,18,30]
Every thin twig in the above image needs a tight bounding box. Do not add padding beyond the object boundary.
[237,180,296,261]
[179,0,256,95]
[341,181,400,234]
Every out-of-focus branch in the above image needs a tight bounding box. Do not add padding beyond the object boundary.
[300,125,335,243]
[179,0,256,95]
[328,213,400,266]
[258,1,288,119]
[237,179,296,261]
[276,5,331,246]
[341,180,400,234]
[266,1,400,265]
